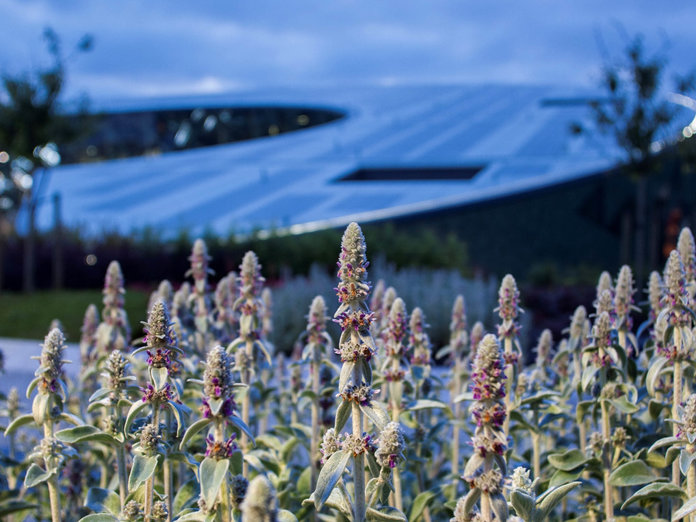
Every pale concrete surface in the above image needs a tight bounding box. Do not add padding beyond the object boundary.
[0,337,80,398]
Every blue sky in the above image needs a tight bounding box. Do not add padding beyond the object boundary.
[0,0,694,101]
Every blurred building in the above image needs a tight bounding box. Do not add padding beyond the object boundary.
[35,84,695,276]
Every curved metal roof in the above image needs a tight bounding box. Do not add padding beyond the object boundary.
[35,84,663,236]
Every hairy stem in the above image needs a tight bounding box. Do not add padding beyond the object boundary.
[43,420,62,522]
[144,406,160,519]
[214,422,231,522]
[353,364,366,522]
[116,445,128,508]
[310,357,321,492]
[451,358,461,501]
[241,339,253,477]
[674,332,684,488]
[601,399,613,522]
[503,337,513,438]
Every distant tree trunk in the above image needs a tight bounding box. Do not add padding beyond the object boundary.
[634,175,648,288]
[620,210,632,266]
[0,236,4,292]
[22,193,36,293]
[52,193,63,290]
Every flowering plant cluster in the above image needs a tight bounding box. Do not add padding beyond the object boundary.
[7,225,696,522]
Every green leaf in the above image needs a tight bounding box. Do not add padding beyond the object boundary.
[173,478,199,514]
[297,466,312,495]
[620,482,687,510]
[180,418,212,449]
[78,515,119,522]
[277,510,298,522]
[228,415,255,447]
[519,391,559,407]
[537,482,581,519]
[680,450,696,476]
[610,396,640,414]
[199,457,229,507]
[647,356,669,396]
[128,454,158,492]
[150,366,169,391]
[84,487,121,516]
[59,411,85,426]
[123,399,149,435]
[673,495,696,521]
[25,376,41,399]
[4,414,35,436]
[207,398,223,416]
[244,453,265,472]
[511,490,535,520]
[490,492,509,521]
[339,362,355,393]
[548,468,583,488]
[609,460,661,487]
[0,500,39,517]
[32,393,50,425]
[166,400,186,438]
[648,436,681,453]
[24,463,53,488]
[581,365,599,391]
[173,512,207,522]
[408,399,449,412]
[409,490,436,521]
[335,399,351,432]
[56,425,115,446]
[361,402,390,431]
[461,488,481,515]
[88,388,112,403]
[547,449,589,471]
[366,506,408,521]
[313,449,351,512]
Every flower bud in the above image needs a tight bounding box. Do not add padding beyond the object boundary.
[241,475,278,522]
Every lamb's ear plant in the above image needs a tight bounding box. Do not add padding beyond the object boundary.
[496,274,522,439]
[370,279,386,337]
[646,250,696,519]
[180,345,253,522]
[614,265,639,361]
[241,474,298,522]
[76,349,135,509]
[6,328,81,522]
[257,286,275,434]
[213,273,237,346]
[308,222,396,522]
[678,227,696,299]
[96,260,131,354]
[454,333,508,522]
[78,303,100,411]
[517,329,560,481]
[580,305,639,522]
[298,295,333,492]
[508,466,580,522]
[227,251,272,476]
[440,294,469,498]
[380,296,408,510]
[648,393,696,521]
[125,300,189,519]
[186,238,215,355]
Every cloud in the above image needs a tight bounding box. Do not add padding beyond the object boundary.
[0,0,693,99]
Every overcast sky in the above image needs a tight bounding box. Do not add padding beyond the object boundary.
[0,0,694,102]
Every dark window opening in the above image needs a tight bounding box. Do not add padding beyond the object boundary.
[336,166,485,182]
[60,106,345,164]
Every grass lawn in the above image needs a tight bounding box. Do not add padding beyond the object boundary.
[0,288,150,341]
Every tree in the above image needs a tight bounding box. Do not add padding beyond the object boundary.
[576,34,694,284]
[0,28,93,292]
